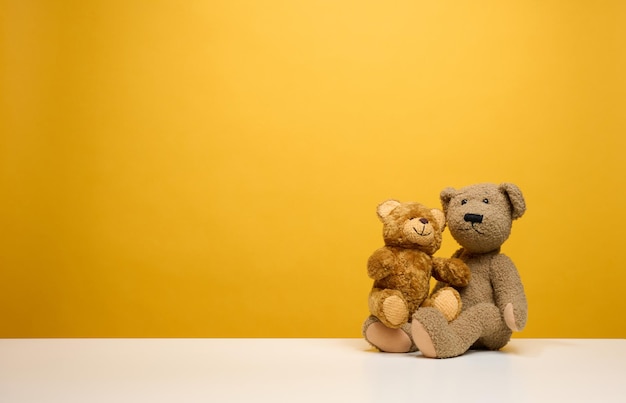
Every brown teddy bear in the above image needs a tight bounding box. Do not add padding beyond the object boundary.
[363,199,471,352]
[410,183,528,358]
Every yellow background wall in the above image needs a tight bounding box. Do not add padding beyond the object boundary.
[1,1,624,338]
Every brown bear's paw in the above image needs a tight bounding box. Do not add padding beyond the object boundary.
[429,287,462,322]
[381,295,409,328]
[369,288,409,329]
[446,258,471,287]
[363,317,415,353]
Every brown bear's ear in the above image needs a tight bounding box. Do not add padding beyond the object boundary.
[430,208,446,231]
[500,183,526,220]
[376,199,401,222]
[440,187,457,215]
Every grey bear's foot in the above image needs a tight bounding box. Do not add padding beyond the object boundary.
[411,307,465,359]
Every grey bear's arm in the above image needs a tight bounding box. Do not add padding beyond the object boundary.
[431,256,471,287]
[491,253,528,331]
[367,247,396,280]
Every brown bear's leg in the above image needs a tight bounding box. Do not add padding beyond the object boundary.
[411,303,502,358]
[368,288,409,329]
[362,315,416,353]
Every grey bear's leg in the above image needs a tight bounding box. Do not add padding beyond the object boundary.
[362,315,417,353]
[411,303,502,358]
[473,310,513,351]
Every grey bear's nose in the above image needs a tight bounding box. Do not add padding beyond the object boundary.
[419,218,429,224]
[464,213,483,224]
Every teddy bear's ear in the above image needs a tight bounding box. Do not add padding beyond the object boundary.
[440,187,457,214]
[500,183,526,220]
[430,208,446,230]
[376,199,401,221]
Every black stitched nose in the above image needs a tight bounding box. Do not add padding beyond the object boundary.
[419,218,428,224]
[464,213,483,224]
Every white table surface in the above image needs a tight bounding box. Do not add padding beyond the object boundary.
[0,338,624,403]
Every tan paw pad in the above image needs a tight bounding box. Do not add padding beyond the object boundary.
[382,295,409,326]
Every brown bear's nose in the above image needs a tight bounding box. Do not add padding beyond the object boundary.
[419,218,429,224]
[464,213,483,224]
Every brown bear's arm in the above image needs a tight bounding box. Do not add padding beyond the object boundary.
[451,248,464,259]
[431,256,471,287]
[367,247,396,280]
[491,253,528,331]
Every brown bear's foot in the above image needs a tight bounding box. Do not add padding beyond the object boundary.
[428,287,462,322]
[382,295,409,328]
[369,289,409,329]
[363,316,416,353]
[411,307,465,359]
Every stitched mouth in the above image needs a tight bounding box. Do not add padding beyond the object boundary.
[459,224,484,235]
[413,226,431,236]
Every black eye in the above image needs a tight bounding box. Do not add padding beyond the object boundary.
[483,198,489,204]
[461,199,467,205]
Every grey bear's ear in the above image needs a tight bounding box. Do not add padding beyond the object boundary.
[440,187,457,214]
[376,199,401,222]
[500,183,526,220]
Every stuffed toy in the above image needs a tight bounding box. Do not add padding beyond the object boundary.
[363,199,471,352]
[409,183,528,358]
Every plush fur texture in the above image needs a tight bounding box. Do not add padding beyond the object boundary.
[363,200,471,352]
[411,183,528,358]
